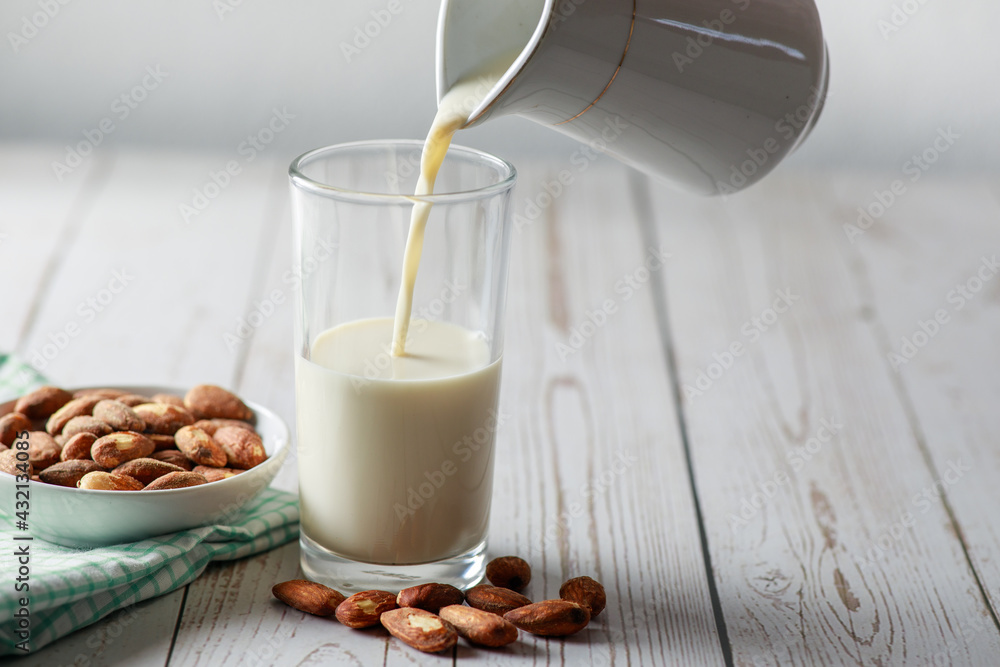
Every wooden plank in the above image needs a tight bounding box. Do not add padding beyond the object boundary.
[7,148,280,666]
[464,160,722,667]
[0,143,106,358]
[17,148,277,387]
[169,158,724,665]
[644,170,1000,665]
[835,173,1000,622]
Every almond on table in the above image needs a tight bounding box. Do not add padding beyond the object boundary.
[438,604,519,647]
[465,584,532,616]
[485,555,531,591]
[559,576,606,616]
[272,580,346,617]
[335,590,398,628]
[379,607,458,653]
[503,600,591,637]
[396,583,464,613]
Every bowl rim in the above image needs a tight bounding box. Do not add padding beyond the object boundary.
[0,384,290,496]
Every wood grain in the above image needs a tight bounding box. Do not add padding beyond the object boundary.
[9,144,1000,666]
[5,150,281,666]
[644,170,1000,665]
[836,173,1000,627]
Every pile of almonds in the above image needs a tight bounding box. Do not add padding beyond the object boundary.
[272,555,606,654]
[0,384,267,490]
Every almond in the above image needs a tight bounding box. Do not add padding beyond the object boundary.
[151,393,186,408]
[396,583,465,613]
[147,434,176,451]
[133,403,195,435]
[485,556,531,591]
[335,590,397,628]
[14,386,73,419]
[0,449,30,477]
[438,604,519,647]
[503,600,590,637]
[93,400,146,432]
[379,607,458,653]
[151,450,194,470]
[27,431,61,471]
[184,385,254,421]
[62,416,113,439]
[73,388,127,400]
[113,458,185,485]
[77,471,144,491]
[465,584,531,616]
[116,393,151,407]
[174,426,228,467]
[39,460,103,487]
[0,413,32,447]
[192,419,257,436]
[213,426,266,469]
[45,396,101,435]
[144,471,208,490]
[60,432,98,462]
[272,580,346,616]
[192,465,243,482]
[559,576,606,616]
[91,432,156,468]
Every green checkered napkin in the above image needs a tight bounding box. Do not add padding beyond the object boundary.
[0,355,301,655]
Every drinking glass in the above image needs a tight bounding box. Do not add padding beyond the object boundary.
[288,140,516,591]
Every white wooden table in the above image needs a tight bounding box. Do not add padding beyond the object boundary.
[3,144,1000,666]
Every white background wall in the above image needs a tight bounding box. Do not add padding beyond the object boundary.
[0,0,997,173]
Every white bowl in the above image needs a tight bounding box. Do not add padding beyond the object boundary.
[0,385,291,548]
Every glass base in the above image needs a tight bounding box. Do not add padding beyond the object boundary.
[300,533,487,593]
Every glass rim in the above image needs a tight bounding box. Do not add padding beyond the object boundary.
[288,139,517,205]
